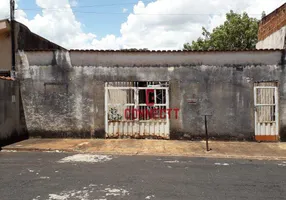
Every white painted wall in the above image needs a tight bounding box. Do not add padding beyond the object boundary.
[256,26,286,50]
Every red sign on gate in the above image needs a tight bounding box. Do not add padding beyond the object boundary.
[124,108,180,120]
[124,89,180,120]
[146,89,155,106]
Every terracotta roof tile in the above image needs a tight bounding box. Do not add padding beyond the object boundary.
[68,49,282,53]
[22,49,282,52]
[21,49,283,53]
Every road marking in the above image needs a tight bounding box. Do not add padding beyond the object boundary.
[58,154,112,163]
[32,195,40,200]
[40,176,50,179]
[214,163,230,166]
[46,184,129,200]
[44,150,65,153]
[164,160,179,163]
[0,150,17,152]
[48,194,69,200]
[103,188,130,197]
[146,195,155,199]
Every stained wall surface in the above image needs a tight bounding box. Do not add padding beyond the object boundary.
[17,50,285,140]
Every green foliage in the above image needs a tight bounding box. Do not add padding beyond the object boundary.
[183,11,259,51]
[261,11,266,19]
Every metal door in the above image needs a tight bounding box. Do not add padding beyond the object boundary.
[254,82,279,141]
[105,82,170,139]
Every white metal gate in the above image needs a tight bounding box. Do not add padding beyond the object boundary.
[105,82,170,139]
[254,82,279,141]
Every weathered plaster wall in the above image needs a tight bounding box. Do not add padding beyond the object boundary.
[256,26,286,49]
[70,50,281,66]
[0,79,26,146]
[17,50,285,140]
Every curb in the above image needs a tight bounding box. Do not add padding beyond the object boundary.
[1,147,75,153]
[2,147,286,161]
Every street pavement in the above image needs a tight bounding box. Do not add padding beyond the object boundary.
[0,151,286,200]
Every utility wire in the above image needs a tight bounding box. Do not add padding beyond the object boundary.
[18,0,154,10]
[15,9,262,16]
[73,11,263,15]
[16,0,263,16]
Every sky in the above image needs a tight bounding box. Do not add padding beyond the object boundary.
[0,0,285,50]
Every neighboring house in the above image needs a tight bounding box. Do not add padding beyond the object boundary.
[0,19,65,146]
[256,3,286,49]
[0,20,11,75]
[0,19,65,74]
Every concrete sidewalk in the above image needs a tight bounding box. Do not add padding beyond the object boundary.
[2,139,286,160]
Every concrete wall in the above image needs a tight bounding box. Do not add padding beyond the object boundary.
[0,79,26,147]
[17,50,285,140]
[256,26,286,49]
[69,50,280,66]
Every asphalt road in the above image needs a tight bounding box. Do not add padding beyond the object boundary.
[0,151,286,200]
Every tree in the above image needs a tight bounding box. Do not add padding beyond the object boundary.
[183,11,259,51]
[261,11,266,19]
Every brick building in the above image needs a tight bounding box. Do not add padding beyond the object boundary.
[256,3,286,49]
